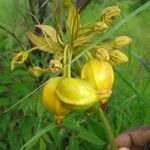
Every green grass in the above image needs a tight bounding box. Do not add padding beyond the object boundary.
[0,0,150,149]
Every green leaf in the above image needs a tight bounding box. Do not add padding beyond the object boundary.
[20,124,56,150]
[78,130,105,146]
[21,118,33,142]
[63,118,105,146]
[0,85,8,93]
[63,119,81,132]
[68,137,80,150]
[8,130,21,150]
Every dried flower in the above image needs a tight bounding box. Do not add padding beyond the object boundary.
[110,50,128,64]
[11,51,29,70]
[49,59,62,72]
[30,66,49,77]
[112,36,132,48]
[101,6,120,25]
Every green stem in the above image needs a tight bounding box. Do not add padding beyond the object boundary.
[97,107,117,150]
[67,47,72,77]
[63,45,68,77]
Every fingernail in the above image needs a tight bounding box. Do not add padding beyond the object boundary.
[118,147,130,150]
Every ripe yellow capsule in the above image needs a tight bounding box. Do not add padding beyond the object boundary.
[81,60,114,92]
[56,77,97,111]
[42,77,70,117]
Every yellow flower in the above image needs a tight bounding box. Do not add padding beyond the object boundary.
[11,51,29,70]
[101,6,120,25]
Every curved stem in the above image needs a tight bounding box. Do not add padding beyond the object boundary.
[97,107,117,150]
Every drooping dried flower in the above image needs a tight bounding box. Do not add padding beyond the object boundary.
[11,51,29,70]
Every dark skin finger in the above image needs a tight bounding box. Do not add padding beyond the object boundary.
[116,126,150,149]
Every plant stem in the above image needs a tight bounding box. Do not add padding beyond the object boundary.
[67,47,72,77]
[63,45,68,77]
[97,107,117,150]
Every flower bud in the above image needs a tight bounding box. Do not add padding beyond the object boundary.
[94,21,108,32]
[42,77,70,119]
[112,36,132,48]
[56,77,97,111]
[63,0,71,7]
[110,50,128,64]
[81,60,114,91]
[99,43,113,51]
[81,60,114,102]
[49,59,62,72]
[11,51,29,70]
[101,6,120,25]
[95,47,110,61]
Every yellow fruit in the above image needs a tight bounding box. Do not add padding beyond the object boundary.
[81,60,114,92]
[56,77,97,111]
[42,77,70,116]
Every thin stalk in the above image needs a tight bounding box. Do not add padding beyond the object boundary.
[63,45,68,77]
[67,47,72,77]
[97,107,117,150]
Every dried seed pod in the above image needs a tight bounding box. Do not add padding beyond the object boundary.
[42,77,70,118]
[112,36,132,48]
[95,47,110,61]
[56,77,97,111]
[110,50,128,64]
[81,60,114,92]
[101,6,120,25]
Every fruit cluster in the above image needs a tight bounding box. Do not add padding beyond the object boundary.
[11,3,132,123]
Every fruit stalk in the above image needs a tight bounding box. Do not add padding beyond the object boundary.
[97,107,117,150]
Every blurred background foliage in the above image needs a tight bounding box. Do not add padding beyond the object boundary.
[0,0,150,150]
